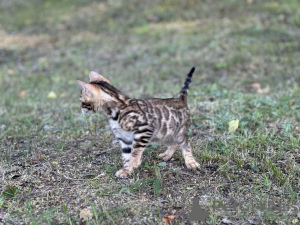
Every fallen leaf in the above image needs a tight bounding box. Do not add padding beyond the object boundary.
[80,207,93,224]
[251,82,261,89]
[228,119,239,133]
[18,91,27,98]
[47,91,57,99]
[251,82,270,94]
[162,215,176,224]
[139,196,148,201]
[257,87,270,94]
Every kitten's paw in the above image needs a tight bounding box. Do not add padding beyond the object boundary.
[130,158,141,168]
[186,160,200,169]
[158,153,172,161]
[115,169,130,178]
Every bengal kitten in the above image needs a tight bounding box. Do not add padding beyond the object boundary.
[77,68,199,178]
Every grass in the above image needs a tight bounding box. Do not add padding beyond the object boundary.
[0,0,300,224]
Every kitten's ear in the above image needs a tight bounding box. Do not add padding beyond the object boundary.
[76,80,100,96]
[76,80,88,88]
[89,71,111,84]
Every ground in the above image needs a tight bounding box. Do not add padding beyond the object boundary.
[0,0,299,224]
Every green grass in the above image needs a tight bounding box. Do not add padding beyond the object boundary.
[0,0,300,224]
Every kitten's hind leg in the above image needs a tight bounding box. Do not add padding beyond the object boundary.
[158,143,178,161]
[178,138,200,169]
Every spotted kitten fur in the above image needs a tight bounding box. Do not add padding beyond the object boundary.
[77,67,199,178]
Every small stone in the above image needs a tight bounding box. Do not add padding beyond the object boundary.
[44,125,54,131]
[0,124,6,130]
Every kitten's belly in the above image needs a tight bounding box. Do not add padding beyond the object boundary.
[109,119,134,143]
[151,135,174,145]
[114,129,134,142]
[109,119,175,146]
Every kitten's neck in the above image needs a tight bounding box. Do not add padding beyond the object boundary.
[102,97,130,120]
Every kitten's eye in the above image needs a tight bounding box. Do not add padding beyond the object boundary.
[82,102,92,109]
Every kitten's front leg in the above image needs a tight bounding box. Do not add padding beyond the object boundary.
[115,149,132,178]
[115,131,152,178]
[115,141,133,178]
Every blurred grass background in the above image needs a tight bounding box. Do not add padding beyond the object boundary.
[0,0,300,224]
[1,0,299,136]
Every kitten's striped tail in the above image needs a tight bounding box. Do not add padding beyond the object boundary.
[179,67,195,102]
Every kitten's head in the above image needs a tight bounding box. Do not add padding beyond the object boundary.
[77,71,112,115]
